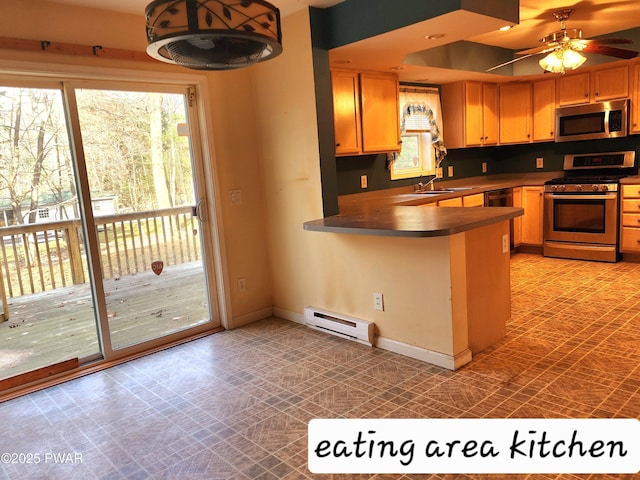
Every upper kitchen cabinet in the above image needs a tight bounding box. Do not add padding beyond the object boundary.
[629,63,640,134]
[441,81,498,148]
[532,78,556,142]
[557,66,629,106]
[360,72,401,153]
[499,83,531,144]
[331,70,361,155]
[592,65,629,101]
[330,70,400,156]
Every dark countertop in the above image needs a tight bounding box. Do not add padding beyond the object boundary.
[303,173,555,238]
[620,175,640,184]
[303,206,523,237]
[337,172,560,213]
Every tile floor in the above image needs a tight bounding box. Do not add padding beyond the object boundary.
[0,253,638,480]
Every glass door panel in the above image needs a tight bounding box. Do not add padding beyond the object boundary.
[0,85,101,382]
[74,88,212,350]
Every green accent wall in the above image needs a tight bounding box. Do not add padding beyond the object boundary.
[336,137,640,196]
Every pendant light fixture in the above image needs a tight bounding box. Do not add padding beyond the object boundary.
[145,0,282,70]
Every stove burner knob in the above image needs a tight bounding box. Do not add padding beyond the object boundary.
[602,184,609,191]
[576,184,583,191]
[592,184,600,191]
[551,185,558,192]
[559,185,566,192]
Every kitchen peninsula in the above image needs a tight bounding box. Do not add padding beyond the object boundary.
[304,203,522,370]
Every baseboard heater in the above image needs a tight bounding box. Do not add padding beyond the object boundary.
[304,306,375,347]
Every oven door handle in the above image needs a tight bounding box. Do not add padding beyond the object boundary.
[544,193,618,201]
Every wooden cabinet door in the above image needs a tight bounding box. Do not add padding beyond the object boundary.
[360,72,400,153]
[631,64,640,134]
[331,70,361,155]
[521,186,543,245]
[499,83,531,144]
[532,79,556,142]
[557,72,590,106]
[512,187,522,247]
[592,66,628,102]
[464,82,484,146]
[482,83,499,145]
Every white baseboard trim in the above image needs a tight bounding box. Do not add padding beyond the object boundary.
[272,307,305,325]
[376,336,472,370]
[231,306,273,329]
[270,309,471,370]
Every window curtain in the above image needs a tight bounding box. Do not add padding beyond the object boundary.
[399,86,447,166]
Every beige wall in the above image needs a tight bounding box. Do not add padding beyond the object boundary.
[0,0,273,327]
[252,10,467,357]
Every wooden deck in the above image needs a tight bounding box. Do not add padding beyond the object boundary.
[0,261,211,382]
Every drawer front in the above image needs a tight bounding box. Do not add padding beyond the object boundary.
[622,184,640,199]
[622,213,640,227]
[438,197,463,207]
[621,227,640,252]
[462,193,485,207]
[621,199,640,212]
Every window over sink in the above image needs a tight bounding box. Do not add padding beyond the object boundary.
[390,132,434,179]
[390,86,445,180]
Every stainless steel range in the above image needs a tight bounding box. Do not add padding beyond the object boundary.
[543,151,636,262]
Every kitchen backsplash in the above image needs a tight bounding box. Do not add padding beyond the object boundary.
[336,136,640,195]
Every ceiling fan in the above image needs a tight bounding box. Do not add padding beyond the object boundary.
[487,8,638,74]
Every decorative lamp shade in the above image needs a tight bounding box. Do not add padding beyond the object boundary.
[145,0,282,70]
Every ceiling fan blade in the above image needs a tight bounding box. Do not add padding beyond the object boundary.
[485,53,536,72]
[582,44,639,59]
[584,38,635,46]
[517,45,557,55]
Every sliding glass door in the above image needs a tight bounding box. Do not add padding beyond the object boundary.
[72,85,213,350]
[0,83,101,381]
[0,78,218,386]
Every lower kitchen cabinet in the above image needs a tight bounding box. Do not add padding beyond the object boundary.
[513,187,522,247]
[521,186,543,246]
[620,184,640,253]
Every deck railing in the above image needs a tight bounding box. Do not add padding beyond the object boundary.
[0,206,200,299]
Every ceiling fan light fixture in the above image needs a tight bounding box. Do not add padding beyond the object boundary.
[145,0,283,70]
[539,48,586,74]
[562,48,586,69]
[539,50,565,73]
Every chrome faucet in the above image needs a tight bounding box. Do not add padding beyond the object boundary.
[415,176,437,192]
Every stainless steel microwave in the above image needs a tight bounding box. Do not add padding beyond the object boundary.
[555,99,628,142]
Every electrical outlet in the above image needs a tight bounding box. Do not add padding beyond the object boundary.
[482,162,488,174]
[360,175,368,189]
[237,277,247,292]
[435,167,443,179]
[536,157,544,169]
[373,292,384,311]
[502,234,510,254]
[230,189,242,205]
[448,165,454,177]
